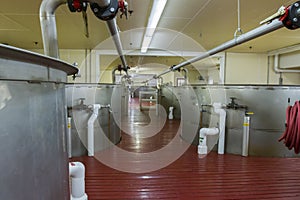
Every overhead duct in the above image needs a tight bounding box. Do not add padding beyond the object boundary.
[153,1,300,79]
[40,0,128,71]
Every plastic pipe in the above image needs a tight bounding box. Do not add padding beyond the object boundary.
[88,104,101,157]
[69,162,88,200]
[198,128,219,155]
[242,116,250,157]
[213,103,226,155]
[67,117,72,158]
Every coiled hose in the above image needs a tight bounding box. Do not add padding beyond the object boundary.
[279,101,300,154]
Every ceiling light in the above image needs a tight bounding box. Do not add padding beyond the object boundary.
[141,0,168,53]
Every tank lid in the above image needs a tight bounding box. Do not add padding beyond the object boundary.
[0,44,78,76]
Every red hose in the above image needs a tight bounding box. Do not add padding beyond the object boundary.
[279,101,300,154]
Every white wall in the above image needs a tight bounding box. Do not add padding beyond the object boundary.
[30,49,300,85]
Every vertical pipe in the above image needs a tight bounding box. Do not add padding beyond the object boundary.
[242,116,250,157]
[67,117,72,158]
[39,0,66,58]
[88,104,101,157]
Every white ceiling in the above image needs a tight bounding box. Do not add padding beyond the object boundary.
[1,0,300,54]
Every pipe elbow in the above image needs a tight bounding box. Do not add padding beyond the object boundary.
[69,162,85,178]
[200,128,219,137]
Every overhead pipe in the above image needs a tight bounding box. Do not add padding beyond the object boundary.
[39,0,66,58]
[107,18,129,75]
[40,0,129,73]
[154,1,300,79]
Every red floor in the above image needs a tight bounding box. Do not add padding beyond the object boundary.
[73,98,300,200]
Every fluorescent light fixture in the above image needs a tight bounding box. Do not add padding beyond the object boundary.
[141,0,167,53]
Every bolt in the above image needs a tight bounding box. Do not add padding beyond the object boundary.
[295,3,299,7]
[293,17,298,22]
[93,8,99,13]
[110,7,115,13]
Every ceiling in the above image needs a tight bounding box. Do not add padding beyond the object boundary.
[1,0,300,54]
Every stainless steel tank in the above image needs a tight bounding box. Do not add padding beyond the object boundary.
[0,44,77,200]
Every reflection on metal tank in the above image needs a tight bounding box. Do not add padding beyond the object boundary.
[193,85,300,157]
[65,84,122,156]
[0,45,78,199]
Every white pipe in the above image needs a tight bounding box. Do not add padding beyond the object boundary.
[69,162,88,200]
[67,117,72,158]
[198,103,226,155]
[274,54,300,73]
[88,104,101,157]
[213,103,226,155]
[198,128,219,155]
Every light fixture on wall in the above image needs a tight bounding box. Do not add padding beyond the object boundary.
[141,0,168,53]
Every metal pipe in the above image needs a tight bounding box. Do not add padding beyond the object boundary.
[155,19,284,78]
[39,0,66,58]
[107,18,128,75]
[112,67,119,83]
[182,68,189,85]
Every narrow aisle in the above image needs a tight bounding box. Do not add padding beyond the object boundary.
[118,97,181,153]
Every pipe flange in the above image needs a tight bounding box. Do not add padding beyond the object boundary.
[282,1,300,30]
[90,0,119,21]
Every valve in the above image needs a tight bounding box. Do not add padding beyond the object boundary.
[67,0,87,12]
[118,0,129,19]
[281,1,300,30]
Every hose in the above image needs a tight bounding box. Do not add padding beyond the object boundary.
[279,101,300,154]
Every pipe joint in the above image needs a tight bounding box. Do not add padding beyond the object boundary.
[90,0,118,21]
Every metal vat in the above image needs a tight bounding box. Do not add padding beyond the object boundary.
[0,44,77,199]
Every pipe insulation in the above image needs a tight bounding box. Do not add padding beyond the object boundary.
[279,101,300,154]
[155,19,284,78]
[69,162,88,200]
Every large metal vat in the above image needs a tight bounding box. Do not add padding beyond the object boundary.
[0,44,77,199]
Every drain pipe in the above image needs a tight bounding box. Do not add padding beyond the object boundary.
[87,104,111,156]
[154,1,300,79]
[198,103,226,155]
[69,162,88,200]
[87,104,101,157]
